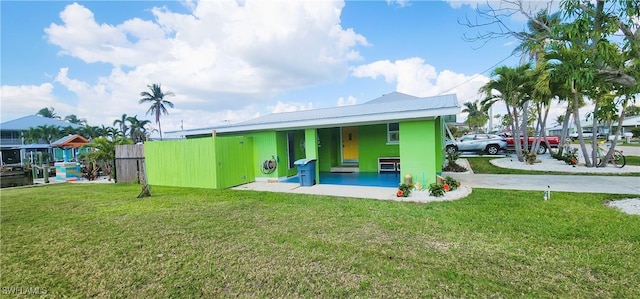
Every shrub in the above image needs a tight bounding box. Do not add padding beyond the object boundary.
[523,150,537,164]
[397,183,413,197]
[551,149,564,160]
[562,147,579,165]
[631,127,640,138]
[443,151,468,172]
[428,183,445,197]
[444,176,460,191]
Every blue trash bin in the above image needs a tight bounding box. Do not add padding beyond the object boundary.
[294,159,317,186]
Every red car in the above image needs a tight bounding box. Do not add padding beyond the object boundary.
[505,136,560,154]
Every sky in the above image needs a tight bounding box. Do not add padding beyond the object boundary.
[1,0,565,137]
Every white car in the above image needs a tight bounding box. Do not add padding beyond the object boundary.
[608,132,633,141]
[570,131,604,140]
[445,134,507,155]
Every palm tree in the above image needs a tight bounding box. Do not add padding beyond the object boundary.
[80,125,99,140]
[21,127,42,144]
[480,64,531,162]
[61,125,78,136]
[80,137,132,181]
[36,125,62,144]
[624,105,640,116]
[547,44,596,166]
[512,10,561,154]
[126,115,151,143]
[36,107,60,119]
[113,114,129,137]
[461,100,489,133]
[64,114,87,126]
[139,83,175,140]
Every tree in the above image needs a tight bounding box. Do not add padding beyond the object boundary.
[113,114,129,137]
[36,125,62,144]
[461,100,489,133]
[624,105,640,117]
[64,114,87,126]
[21,127,42,144]
[555,115,564,126]
[36,107,60,119]
[463,0,639,165]
[126,115,151,143]
[139,83,175,140]
[480,64,531,162]
[80,137,132,181]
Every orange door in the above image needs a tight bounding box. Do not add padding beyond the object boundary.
[342,127,359,162]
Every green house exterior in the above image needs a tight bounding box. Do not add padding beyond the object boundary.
[156,92,459,189]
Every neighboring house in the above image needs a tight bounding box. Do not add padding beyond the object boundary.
[612,115,640,134]
[162,91,460,187]
[547,116,640,137]
[547,124,575,137]
[0,115,81,165]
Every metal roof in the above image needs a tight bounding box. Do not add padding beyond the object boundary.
[167,92,460,137]
[613,115,640,127]
[0,115,81,131]
[51,134,89,148]
[19,143,52,149]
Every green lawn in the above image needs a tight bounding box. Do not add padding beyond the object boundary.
[2,184,639,297]
[468,156,640,176]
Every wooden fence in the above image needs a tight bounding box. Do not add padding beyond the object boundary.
[115,144,145,183]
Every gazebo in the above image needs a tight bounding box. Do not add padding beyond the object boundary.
[51,134,89,181]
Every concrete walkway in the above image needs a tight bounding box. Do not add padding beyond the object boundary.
[234,154,640,199]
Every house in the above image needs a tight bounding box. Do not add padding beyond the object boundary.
[547,115,640,137]
[158,92,460,188]
[612,115,640,134]
[0,115,81,165]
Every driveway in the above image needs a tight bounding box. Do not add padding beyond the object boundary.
[447,173,640,195]
[446,156,640,195]
[616,145,640,156]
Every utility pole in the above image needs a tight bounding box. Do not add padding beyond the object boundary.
[180,119,184,139]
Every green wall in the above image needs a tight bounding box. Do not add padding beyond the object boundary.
[358,124,400,172]
[145,138,216,188]
[399,120,437,187]
[145,136,254,189]
[435,116,444,171]
[318,128,339,172]
[225,130,305,179]
[234,131,280,179]
[215,137,255,188]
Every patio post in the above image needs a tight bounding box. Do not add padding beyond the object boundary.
[304,128,319,184]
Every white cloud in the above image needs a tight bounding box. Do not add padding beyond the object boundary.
[337,96,357,106]
[0,83,74,121]
[445,1,560,21]
[20,0,367,133]
[352,57,489,105]
[386,0,410,8]
[269,101,313,113]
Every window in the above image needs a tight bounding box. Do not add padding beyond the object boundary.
[387,123,399,143]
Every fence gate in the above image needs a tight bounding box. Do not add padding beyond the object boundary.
[115,144,145,183]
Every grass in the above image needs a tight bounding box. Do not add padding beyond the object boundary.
[467,156,640,176]
[2,184,639,297]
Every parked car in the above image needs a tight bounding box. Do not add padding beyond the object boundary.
[505,135,560,154]
[569,131,605,140]
[445,134,507,155]
[608,132,634,142]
